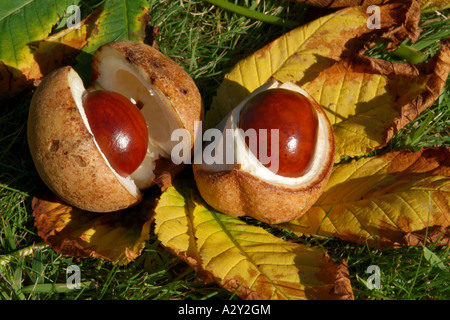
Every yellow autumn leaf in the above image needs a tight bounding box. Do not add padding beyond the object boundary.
[154,183,354,300]
[290,0,450,12]
[206,1,420,129]
[298,49,450,160]
[418,0,450,11]
[279,147,450,249]
[207,1,450,162]
[153,184,204,271]
[31,189,153,265]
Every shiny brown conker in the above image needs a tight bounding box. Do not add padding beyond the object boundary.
[83,90,149,177]
[239,88,318,178]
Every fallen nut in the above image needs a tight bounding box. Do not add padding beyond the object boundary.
[27,41,203,212]
[193,80,335,224]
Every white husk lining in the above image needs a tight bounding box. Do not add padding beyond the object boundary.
[199,80,331,188]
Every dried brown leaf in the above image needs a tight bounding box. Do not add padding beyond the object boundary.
[32,188,153,265]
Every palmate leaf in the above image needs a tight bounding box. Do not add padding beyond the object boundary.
[0,0,150,98]
[154,183,354,300]
[0,0,81,97]
[207,1,450,162]
[280,147,450,249]
[74,0,150,81]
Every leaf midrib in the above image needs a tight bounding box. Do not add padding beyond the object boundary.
[314,189,450,236]
[207,209,292,299]
[121,0,129,39]
[316,187,450,207]
[0,0,34,21]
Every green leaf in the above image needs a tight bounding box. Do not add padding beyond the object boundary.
[75,0,149,81]
[392,44,427,64]
[30,248,44,284]
[0,0,80,70]
[0,0,82,98]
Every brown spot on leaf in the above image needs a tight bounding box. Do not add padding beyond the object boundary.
[220,276,261,300]
[396,215,414,233]
[253,275,279,299]
[404,225,450,247]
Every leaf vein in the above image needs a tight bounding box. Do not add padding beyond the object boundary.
[206,210,291,299]
[394,193,428,229]
[333,61,350,124]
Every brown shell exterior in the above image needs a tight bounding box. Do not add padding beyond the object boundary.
[193,162,333,225]
[192,89,335,224]
[92,41,204,148]
[27,66,141,212]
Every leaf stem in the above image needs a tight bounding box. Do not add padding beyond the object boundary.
[20,281,97,294]
[203,0,298,29]
[0,242,49,267]
[392,44,427,64]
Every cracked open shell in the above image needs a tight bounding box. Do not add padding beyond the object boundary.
[27,41,203,212]
[193,80,334,224]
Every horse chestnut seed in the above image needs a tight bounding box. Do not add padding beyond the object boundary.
[239,88,318,178]
[82,90,149,177]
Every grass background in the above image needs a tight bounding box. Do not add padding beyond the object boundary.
[0,0,449,300]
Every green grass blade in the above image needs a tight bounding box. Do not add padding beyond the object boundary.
[203,0,298,28]
[392,44,428,64]
[20,281,96,294]
[75,0,149,82]
[423,247,447,270]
